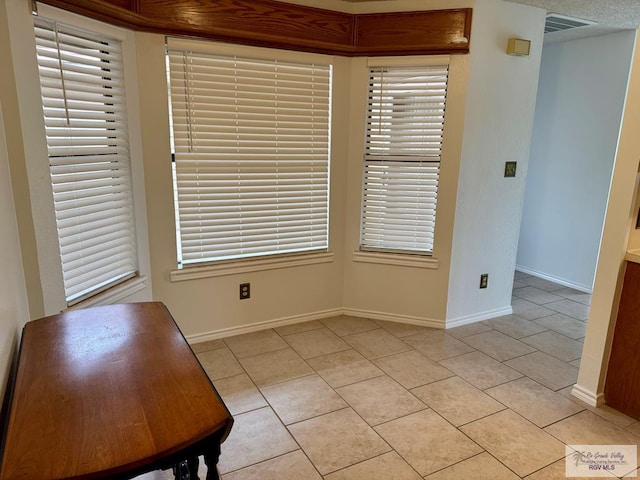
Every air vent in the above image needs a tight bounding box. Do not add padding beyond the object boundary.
[545,13,596,34]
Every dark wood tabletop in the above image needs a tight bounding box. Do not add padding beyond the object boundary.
[0,302,232,480]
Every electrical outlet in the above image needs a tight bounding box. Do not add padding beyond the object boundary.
[504,161,517,178]
[479,274,488,289]
[240,283,250,300]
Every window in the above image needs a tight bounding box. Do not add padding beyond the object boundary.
[34,18,138,305]
[360,65,449,255]
[166,43,331,267]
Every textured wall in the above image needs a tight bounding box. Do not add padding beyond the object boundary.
[576,30,640,403]
[0,99,30,396]
[446,0,546,325]
[517,31,635,292]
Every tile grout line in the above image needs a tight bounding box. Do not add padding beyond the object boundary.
[189,277,610,480]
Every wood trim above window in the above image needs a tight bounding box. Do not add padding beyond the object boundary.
[354,10,471,56]
[37,0,472,56]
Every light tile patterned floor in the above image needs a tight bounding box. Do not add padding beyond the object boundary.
[140,273,640,479]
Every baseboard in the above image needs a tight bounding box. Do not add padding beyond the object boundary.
[184,303,523,344]
[515,265,593,294]
[185,308,342,344]
[342,308,445,329]
[571,383,605,407]
[446,306,513,329]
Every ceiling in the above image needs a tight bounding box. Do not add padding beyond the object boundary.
[342,0,640,42]
[505,0,640,42]
[505,0,640,29]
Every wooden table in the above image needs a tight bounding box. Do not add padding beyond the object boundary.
[0,302,233,480]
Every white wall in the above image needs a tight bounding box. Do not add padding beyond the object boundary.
[0,0,33,401]
[0,103,30,396]
[446,0,546,325]
[574,30,639,406]
[517,31,636,292]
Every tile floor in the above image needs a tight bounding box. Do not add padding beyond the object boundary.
[142,272,640,479]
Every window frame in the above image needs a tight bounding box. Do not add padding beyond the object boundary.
[19,4,152,313]
[34,17,141,306]
[166,38,334,270]
[358,56,450,262]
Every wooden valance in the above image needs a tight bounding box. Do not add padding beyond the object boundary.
[38,0,472,56]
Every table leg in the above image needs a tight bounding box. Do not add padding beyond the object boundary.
[173,461,189,480]
[172,457,200,480]
[187,456,200,480]
[203,442,222,480]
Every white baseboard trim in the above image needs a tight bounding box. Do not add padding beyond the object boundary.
[186,308,342,344]
[571,383,605,407]
[342,308,445,329]
[183,304,527,345]
[446,306,513,329]
[515,265,593,294]
[188,308,446,345]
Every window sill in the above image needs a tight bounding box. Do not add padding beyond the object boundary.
[171,252,335,282]
[352,251,438,269]
[68,275,149,310]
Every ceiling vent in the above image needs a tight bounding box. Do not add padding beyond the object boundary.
[545,13,597,34]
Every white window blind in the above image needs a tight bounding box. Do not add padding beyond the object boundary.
[167,46,331,266]
[34,18,138,305]
[360,65,449,255]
